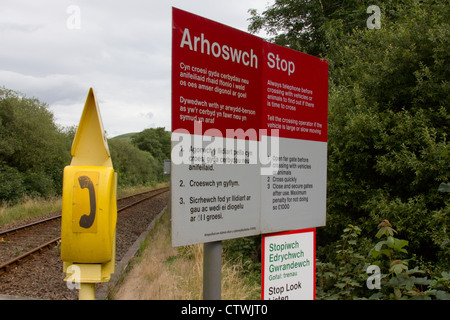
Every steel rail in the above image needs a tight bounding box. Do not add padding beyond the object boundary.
[0,187,169,275]
[0,215,61,238]
[116,187,169,212]
[0,237,60,274]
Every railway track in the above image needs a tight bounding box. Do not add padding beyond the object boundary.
[0,186,169,299]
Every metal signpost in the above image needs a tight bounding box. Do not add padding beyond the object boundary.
[171,8,328,300]
[203,241,222,300]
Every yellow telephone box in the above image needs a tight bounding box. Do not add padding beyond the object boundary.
[61,166,116,263]
[61,88,117,298]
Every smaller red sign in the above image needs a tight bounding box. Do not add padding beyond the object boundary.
[262,42,328,142]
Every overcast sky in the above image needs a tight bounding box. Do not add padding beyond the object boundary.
[0,0,273,137]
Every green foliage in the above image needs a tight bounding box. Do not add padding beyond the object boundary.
[224,236,261,267]
[370,220,408,264]
[131,127,171,182]
[317,225,369,299]
[317,221,450,300]
[132,127,170,163]
[0,86,171,203]
[367,220,450,300]
[223,235,262,287]
[0,87,71,203]
[0,164,25,201]
[323,1,449,266]
[248,0,448,298]
[248,0,414,57]
[249,0,449,268]
[108,138,160,187]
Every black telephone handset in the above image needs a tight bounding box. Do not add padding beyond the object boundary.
[78,175,96,229]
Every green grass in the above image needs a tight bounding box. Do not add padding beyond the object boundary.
[0,195,61,226]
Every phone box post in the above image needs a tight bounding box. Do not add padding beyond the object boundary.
[60,88,117,299]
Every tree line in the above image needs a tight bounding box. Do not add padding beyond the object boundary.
[0,86,170,204]
[237,0,449,298]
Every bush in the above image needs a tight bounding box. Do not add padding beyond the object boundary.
[0,164,25,203]
[316,220,450,300]
[323,1,449,265]
[108,138,161,187]
[0,87,71,203]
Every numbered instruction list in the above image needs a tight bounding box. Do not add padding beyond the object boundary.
[171,135,261,245]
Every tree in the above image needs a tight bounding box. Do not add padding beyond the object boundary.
[131,127,171,164]
[248,0,413,57]
[324,1,449,265]
[249,1,449,266]
[130,127,170,183]
[108,138,160,187]
[0,87,71,202]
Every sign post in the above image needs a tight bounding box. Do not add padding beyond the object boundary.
[203,241,222,300]
[171,8,328,300]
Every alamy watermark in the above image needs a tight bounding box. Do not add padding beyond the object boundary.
[367,5,381,29]
[171,121,280,175]
[65,264,81,290]
[366,265,381,290]
[66,5,81,30]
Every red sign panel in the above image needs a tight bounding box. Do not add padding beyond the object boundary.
[172,7,262,138]
[172,8,328,142]
[262,42,328,142]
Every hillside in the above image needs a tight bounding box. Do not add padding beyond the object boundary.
[111,132,139,141]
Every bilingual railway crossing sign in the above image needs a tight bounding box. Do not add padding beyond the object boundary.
[262,229,316,300]
[171,8,328,246]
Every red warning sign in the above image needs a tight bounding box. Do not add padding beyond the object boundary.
[171,8,328,246]
[172,7,262,138]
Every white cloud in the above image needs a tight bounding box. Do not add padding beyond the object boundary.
[0,0,272,136]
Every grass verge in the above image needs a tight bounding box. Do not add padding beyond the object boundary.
[113,209,261,300]
[0,195,61,226]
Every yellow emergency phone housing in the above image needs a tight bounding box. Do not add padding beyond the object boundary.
[61,88,117,289]
[61,166,116,263]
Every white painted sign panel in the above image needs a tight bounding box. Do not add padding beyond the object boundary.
[262,229,316,300]
[260,137,327,233]
[171,133,260,246]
